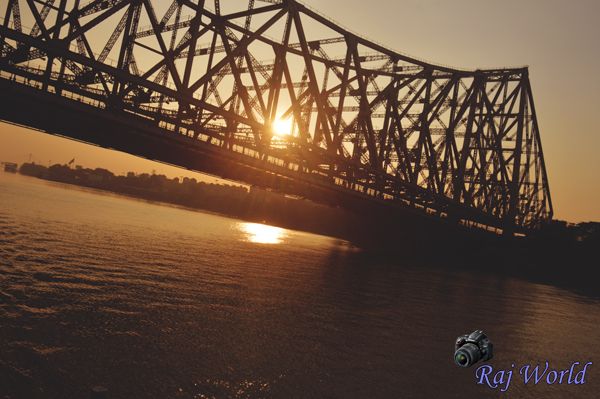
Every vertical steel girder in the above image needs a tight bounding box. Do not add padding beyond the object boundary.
[0,0,553,232]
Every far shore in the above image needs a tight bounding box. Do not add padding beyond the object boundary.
[3,162,598,298]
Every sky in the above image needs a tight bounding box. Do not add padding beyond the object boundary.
[1,0,599,222]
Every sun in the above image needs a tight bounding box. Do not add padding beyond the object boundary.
[272,117,293,137]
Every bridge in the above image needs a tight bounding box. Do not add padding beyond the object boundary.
[0,0,553,236]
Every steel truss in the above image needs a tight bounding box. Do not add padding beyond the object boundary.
[0,0,553,233]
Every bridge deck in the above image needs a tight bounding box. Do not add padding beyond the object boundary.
[0,76,503,239]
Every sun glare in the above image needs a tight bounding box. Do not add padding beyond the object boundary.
[241,223,286,244]
[272,117,293,137]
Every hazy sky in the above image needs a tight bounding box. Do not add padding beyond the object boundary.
[1,0,599,222]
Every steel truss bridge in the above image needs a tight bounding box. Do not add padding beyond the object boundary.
[0,0,553,235]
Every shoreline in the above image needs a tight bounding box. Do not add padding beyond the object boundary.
[3,166,598,298]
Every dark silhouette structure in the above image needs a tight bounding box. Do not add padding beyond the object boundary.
[0,0,552,235]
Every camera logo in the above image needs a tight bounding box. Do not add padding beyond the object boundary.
[454,330,494,368]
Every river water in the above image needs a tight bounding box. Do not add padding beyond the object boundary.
[0,172,598,398]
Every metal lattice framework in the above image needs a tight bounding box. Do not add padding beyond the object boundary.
[0,0,553,233]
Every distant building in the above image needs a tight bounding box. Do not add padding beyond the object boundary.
[19,162,47,177]
[3,162,18,173]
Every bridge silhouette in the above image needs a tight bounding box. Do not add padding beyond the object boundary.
[0,0,553,236]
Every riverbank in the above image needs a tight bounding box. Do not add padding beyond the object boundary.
[17,162,364,241]
[4,165,600,298]
[13,162,599,263]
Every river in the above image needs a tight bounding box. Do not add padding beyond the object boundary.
[0,172,598,398]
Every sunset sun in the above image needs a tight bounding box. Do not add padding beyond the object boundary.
[272,117,293,137]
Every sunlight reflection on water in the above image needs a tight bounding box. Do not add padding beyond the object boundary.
[240,222,287,244]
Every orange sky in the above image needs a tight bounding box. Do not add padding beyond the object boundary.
[1,0,599,222]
